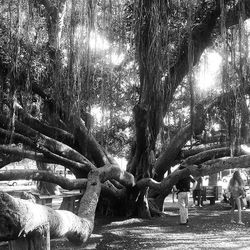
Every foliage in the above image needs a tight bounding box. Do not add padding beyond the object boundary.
[0,0,139,157]
[0,0,249,179]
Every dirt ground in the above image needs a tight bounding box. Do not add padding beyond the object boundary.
[2,198,250,250]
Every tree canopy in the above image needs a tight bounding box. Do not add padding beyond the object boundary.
[0,0,250,244]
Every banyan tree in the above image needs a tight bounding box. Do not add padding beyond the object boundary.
[0,0,250,245]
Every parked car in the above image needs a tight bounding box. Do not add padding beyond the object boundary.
[55,170,76,180]
[8,180,33,186]
[66,171,76,180]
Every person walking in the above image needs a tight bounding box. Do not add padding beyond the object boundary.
[175,167,197,225]
[228,170,245,225]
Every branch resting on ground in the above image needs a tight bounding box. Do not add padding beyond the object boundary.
[0,170,101,244]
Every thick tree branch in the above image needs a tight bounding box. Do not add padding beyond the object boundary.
[31,84,112,168]
[37,147,95,177]
[182,147,231,165]
[154,103,205,181]
[190,155,250,177]
[0,154,22,169]
[138,154,250,197]
[73,117,111,167]
[0,170,86,190]
[0,115,96,172]
[0,144,93,177]
[0,169,126,201]
[17,107,75,148]
[99,164,135,188]
[0,127,37,149]
[179,143,228,160]
[153,124,192,182]
[0,165,135,190]
[0,170,101,244]
[0,145,53,163]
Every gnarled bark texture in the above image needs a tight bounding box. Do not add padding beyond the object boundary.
[0,170,101,245]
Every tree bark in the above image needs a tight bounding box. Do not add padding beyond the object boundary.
[127,104,148,177]
[163,0,250,114]
[182,147,231,165]
[138,154,250,213]
[17,107,75,148]
[36,161,59,195]
[73,117,111,168]
[8,223,50,250]
[127,105,153,217]
[0,165,135,191]
[0,115,96,174]
[0,140,91,178]
[179,143,228,160]
[0,170,101,245]
[153,124,192,182]
[0,154,22,169]
[154,104,205,182]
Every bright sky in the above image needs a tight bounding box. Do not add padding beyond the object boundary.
[88,31,125,65]
[89,31,110,51]
[241,144,250,154]
[195,50,222,91]
[245,19,250,32]
[195,19,250,91]
[90,106,103,124]
[108,52,125,65]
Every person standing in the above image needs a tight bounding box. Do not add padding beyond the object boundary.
[228,170,245,225]
[175,167,197,225]
[192,176,203,207]
[172,185,177,203]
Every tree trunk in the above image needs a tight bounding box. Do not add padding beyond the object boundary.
[153,124,193,182]
[36,161,59,195]
[154,104,205,182]
[138,154,250,214]
[0,170,101,245]
[127,105,155,218]
[73,117,111,167]
[8,223,50,250]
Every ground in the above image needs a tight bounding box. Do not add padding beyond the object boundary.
[85,199,250,250]
[1,195,250,249]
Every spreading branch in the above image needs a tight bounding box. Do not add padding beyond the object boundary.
[138,154,250,196]
[0,165,135,190]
